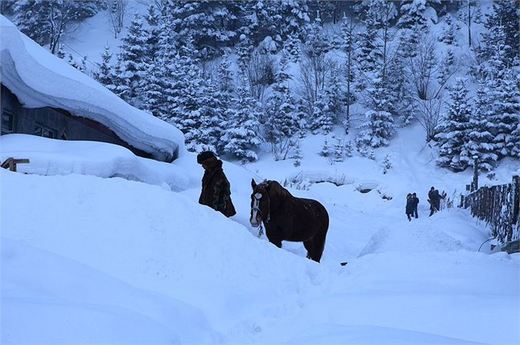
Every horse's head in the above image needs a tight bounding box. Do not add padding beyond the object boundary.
[250,179,270,227]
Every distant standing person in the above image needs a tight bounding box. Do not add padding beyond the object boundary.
[405,193,414,221]
[428,187,440,216]
[411,192,419,219]
[197,151,236,217]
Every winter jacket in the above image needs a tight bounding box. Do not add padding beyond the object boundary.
[428,189,441,210]
[406,196,414,214]
[199,159,236,217]
[412,196,419,210]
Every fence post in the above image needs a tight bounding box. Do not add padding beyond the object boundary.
[513,176,519,223]
[513,176,520,242]
[472,156,479,191]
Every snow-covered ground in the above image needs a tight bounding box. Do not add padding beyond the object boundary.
[2,2,519,343]
[2,126,519,345]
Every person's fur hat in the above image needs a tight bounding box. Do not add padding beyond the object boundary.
[197,151,217,164]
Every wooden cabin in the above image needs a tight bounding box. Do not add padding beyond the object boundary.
[1,84,153,159]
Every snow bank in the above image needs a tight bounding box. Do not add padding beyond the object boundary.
[1,238,218,344]
[0,134,191,191]
[0,15,184,162]
[2,166,519,344]
[0,170,324,341]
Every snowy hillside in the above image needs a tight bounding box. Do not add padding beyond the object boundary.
[1,1,519,344]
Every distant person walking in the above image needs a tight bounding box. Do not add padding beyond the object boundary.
[406,193,414,221]
[197,151,236,217]
[428,187,441,216]
[411,192,419,219]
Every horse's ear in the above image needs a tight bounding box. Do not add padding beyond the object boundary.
[251,179,257,189]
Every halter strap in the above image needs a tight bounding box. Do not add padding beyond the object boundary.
[253,181,272,223]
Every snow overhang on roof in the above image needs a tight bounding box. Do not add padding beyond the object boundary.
[0,15,185,162]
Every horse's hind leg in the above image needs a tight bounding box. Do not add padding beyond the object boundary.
[309,228,328,263]
[303,240,314,259]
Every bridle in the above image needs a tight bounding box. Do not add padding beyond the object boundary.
[252,183,272,224]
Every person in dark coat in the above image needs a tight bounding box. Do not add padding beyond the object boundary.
[197,151,236,217]
[411,192,419,218]
[428,187,440,216]
[405,193,414,221]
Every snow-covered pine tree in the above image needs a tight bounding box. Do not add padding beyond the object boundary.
[382,153,392,174]
[144,4,161,63]
[310,91,334,134]
[142,63,167,119]
[340,14,357,132]
[176,61,205,152]
[357,0,383,75]
[56,44,66,59]
[169,0,242,58]
[294,97,309,137]
[94,46,114,87]
[512,122,520,159]
[264,53,299,160]
[145,7,182,121]
[223,80,262,162]
[79,56,88,74]
[111,55,130,101]
[491,71,520,158]
[333,137,351,163]
[387,48,415,126]
[197,79,226,154]
[356,72,395,149]
[466,82,498,172]
[480,0,519,64]
[217,52,235,104]
[13,0,102,54]
[323,69,343,125]
[437,49,456,85]
[435,78,472,172]
[119,14,150,104]
[247,0,309,47]
[439,13,456,45]
[236,34,254,73]
[284,32,301,63]
[300,14,330,106]
[397,0,429,59]
[292,140,303,167]
[320,140,330,158]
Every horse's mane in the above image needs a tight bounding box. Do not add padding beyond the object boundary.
[266,180,293,201]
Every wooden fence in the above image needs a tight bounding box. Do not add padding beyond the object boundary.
[461,175,520,245]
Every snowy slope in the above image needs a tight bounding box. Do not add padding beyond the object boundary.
[2,128,519,345]
[2,238,217,344]
[2,3,519,343]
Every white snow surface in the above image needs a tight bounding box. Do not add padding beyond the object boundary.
[1,126,519,345]
[0,134,191,191]
[0,15,184,162]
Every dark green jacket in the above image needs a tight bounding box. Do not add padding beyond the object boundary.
[199,160,236,217]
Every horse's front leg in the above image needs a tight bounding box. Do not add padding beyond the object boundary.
[271,239,282,248]
[265,225,282,248]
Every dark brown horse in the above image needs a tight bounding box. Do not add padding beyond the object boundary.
[250,179,329,262]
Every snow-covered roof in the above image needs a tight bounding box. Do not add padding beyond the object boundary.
[0,15,184,162]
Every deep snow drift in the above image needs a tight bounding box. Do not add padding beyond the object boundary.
[1,126,519,344]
